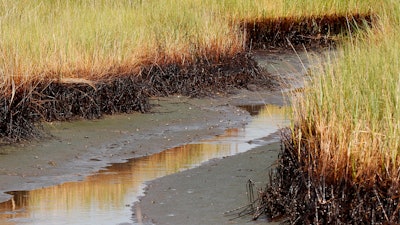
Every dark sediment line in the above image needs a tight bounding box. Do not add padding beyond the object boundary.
[242,13,375,49]
[140,52,260,97]
[37,77,150,121]
[0,76,150,143]
[0,53,261,143]
[257,129,400,224]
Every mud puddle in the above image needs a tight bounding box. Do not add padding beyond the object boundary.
[0,104,287,225]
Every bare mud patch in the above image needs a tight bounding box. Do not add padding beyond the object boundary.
[136,139,282,225]
[0,95,250,204]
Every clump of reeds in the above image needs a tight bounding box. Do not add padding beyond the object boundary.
[291,5,400,188]
[260,130,400,224]
[261,1,400,224]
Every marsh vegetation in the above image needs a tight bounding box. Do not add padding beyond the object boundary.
[0,0,375,85]
[0,0,375,142]
[0,0,398,223]
[259,1,400,224]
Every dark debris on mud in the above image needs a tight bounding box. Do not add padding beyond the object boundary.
[140,52,260,97]
[0,76,150,144]
[0,52,264,143]
[254,129,400,225]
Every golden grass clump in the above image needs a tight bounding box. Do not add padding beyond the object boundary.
[256,3,400,222]
[291,1,400,186]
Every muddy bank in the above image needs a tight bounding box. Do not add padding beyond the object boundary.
[0,95,252,203]
[0,103,290,225]
[136,138,282,225]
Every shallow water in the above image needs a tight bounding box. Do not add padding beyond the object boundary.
[0,104,288,225]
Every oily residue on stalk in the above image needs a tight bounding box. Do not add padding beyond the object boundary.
[140,52,260,96]
[255,129,400,224]
[0,53,261,143]
[242,13,375,49]
[0,77,149,143]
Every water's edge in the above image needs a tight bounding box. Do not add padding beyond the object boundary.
[0,49,324,225]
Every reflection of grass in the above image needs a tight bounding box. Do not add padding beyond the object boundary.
[0,129,245,217]
[0,0,375,90]
[0,104,287,219]
[291,1,400,186]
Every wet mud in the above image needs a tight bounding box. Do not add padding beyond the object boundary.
[0,104,287,225]
[136,139,282,225]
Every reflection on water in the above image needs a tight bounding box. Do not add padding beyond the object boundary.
[0,105,287,225]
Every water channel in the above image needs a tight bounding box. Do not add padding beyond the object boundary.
[0,104,288,225]
[0,49,328,224]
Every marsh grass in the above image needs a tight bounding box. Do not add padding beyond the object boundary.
[291,1,400,185]
[0,0,391,157]
[0,0,390,164]
[1,0,399,221]
[0,0,376,93]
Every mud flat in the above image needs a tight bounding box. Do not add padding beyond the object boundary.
[0,95,251,204]
[135,137,282,225]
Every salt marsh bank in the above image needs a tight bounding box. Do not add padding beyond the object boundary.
[0,50,324,225]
